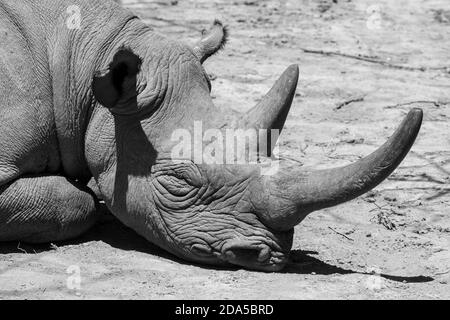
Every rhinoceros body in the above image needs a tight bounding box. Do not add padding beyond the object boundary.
[0,0,422,271]
[0,0,139,240]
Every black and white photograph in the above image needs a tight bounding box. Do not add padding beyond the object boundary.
[0,0,448,304]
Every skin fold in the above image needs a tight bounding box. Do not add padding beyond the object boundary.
[0,0,422,271]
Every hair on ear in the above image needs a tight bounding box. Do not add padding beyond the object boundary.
[211,19,228,51]
[193,19,229,63]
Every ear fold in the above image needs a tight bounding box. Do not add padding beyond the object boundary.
[193,20,228,63]
[92,48,142,109]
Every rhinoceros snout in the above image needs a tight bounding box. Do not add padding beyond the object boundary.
[221,243,289,272]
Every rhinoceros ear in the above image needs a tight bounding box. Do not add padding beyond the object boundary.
[193,20,228,63]
[92,48,141,109]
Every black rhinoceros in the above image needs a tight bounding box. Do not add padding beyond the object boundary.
[0,0,422,271]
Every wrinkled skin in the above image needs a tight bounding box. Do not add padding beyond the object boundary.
[0,0,422,271]
[86,32,294,270]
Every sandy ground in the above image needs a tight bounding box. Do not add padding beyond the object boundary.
[1,0,449,299]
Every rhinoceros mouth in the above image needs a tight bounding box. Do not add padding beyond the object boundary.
[220,243,289,272]
[188,239,291,271]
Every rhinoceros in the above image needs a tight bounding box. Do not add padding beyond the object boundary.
[0,0,422,271]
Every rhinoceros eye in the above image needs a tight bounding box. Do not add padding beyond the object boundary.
[156,175,197,197]
[204,71,212,92]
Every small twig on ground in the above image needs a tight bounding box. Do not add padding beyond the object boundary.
[299,143,309,154]
[299,48,449,72]
[278,155,304,165]
[335,95,365,110]
[328,227,354,241]
[435,269,450,276]
[411,150,450,177]
[17,242,28,254]
[369,202,389,212]
[385,100,450,109]
[373,211,397,230]
[372,202,384,210]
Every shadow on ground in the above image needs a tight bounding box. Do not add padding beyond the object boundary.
[0,214,434,284]
[285,250,434,283]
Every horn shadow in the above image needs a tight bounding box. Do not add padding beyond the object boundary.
[283,249,434,283]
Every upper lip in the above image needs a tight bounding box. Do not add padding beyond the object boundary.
[221,243,288,271]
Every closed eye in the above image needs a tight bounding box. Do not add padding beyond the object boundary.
[202,69,212,92]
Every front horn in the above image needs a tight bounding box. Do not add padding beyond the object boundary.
[251,108,423,231]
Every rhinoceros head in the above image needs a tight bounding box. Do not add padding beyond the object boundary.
[85,21,422,271]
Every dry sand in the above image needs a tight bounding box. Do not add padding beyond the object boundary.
[0,0,449,299]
